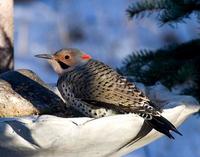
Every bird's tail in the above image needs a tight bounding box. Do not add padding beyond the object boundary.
[145,115,182,139]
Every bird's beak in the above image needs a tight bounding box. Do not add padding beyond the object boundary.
[34,54,54,60]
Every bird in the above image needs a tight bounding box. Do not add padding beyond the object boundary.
[35,48,182,139]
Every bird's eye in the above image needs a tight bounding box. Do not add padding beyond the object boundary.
[65,55,70,59]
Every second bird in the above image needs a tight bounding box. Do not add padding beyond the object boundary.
[35,48,182,139]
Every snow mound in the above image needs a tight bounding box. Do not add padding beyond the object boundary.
[0,83,199,157]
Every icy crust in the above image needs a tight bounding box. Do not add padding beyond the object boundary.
[0,83,199,157]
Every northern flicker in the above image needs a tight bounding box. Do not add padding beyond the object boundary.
[35,48,182,139]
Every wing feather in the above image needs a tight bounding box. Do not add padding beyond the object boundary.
[58,60,158,114]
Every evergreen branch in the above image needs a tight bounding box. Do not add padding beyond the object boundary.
[127,0,166,19]
[159,0,198,23]
[127,0,200,25]
[119,39,200,101]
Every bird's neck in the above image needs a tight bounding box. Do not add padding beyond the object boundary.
[58,60,90,76]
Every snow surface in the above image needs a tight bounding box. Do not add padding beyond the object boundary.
[0,83,199,157]
[125,116,200,157]
[14,1,200,157]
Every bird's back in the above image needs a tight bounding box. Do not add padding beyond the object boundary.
[58,59,157,114]
[57,58,181,139]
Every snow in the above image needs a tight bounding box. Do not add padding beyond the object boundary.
[125,116,200,157]
[0,83,199,157]
[14,1,200,157]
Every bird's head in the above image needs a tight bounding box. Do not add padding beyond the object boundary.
[35,48,92,75]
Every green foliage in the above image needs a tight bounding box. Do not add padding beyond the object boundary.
[119,39,200,100]
[127,0,200,24]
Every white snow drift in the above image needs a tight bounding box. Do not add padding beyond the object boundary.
[0,83,199,157]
